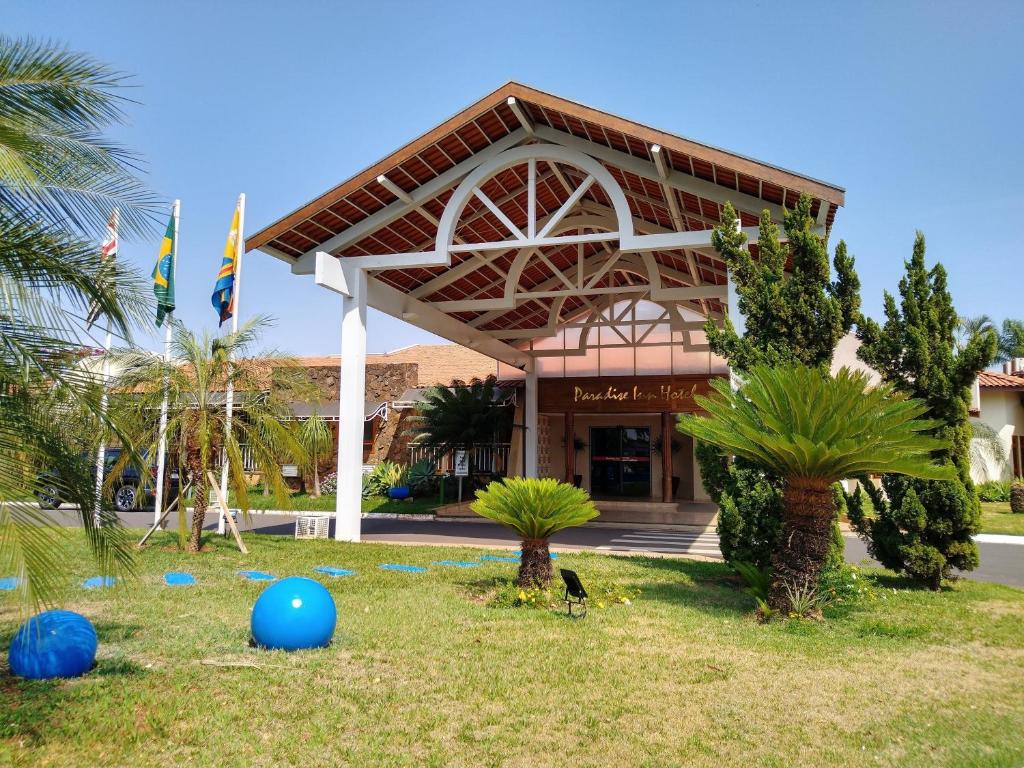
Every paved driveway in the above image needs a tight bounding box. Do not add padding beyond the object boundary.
[47,507,1024,588]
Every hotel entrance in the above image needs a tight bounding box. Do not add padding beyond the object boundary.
[246,83,844,536]
[590,426,651,498]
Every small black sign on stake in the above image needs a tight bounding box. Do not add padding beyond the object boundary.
[560,568,588,618]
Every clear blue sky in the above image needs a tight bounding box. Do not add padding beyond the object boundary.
[9,0,1024,356]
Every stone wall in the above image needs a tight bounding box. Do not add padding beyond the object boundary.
[385,410,419,464]
[296,362,418,402]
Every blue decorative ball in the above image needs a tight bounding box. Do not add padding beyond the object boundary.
[8,610,98,679]
[250,577,336,651]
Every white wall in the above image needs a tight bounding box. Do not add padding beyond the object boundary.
[971,389,1024,482]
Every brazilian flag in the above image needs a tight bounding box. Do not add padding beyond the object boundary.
[153,214,175,326]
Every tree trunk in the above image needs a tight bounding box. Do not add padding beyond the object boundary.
[518,537,552,588]
[187,455,207,553]
[768,479,834,613]
[313,463,321,498]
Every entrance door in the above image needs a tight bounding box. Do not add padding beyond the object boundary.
[590,426,651,498]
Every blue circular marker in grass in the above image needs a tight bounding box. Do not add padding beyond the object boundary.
[239,570,276,581]
[313,566,354,577]
[8,610,97,679]
[164,572,196,586]
[480,555,520,563]
[82,576,116,589]
[251,577,336,651]
[378,564,427,573]
[431,560,480,568]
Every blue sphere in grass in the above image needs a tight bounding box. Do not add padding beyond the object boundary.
[251,577,336,651]
[8,610,98,680]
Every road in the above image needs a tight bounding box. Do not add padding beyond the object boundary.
[48,507,1024,588]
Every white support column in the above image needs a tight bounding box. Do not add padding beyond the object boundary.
[335,265,368,542]
[524,366,539,478]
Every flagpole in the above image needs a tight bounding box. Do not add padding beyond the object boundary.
[153,199,180,526]
[93,321,113,526]
[93,209,118,525]
[218,193,245,535]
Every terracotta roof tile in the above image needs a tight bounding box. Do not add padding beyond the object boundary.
[296,344,497,388]
[978,371,1024,389]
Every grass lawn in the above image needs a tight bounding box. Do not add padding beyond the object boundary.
[980,502,1024,536]
[235,493,439,515]
[2,535,1023,768]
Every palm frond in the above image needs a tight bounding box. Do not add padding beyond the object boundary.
[471,477,598,539]
[678,364,956,484]
[0,35,160,238]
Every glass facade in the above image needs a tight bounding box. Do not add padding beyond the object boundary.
[589,426,651,498]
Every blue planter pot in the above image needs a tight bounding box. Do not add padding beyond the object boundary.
[388,486,411,500]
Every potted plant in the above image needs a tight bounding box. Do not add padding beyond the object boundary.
[383,462,411,500]
[566,434,586,487]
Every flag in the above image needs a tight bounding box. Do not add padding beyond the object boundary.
[85,210,119,329]
[211,204,241,326]
[152,213,175,326]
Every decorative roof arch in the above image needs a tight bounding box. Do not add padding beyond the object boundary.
[250,82,845,368]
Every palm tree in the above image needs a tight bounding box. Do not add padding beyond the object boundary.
[0,37,157,608]
[297,410,332,497]
[408,376,511,483]
[471,477,597,587]
[998,319,1024,364]
[111,319,306,552]
[677,364,954,612]
[956,314,995,351]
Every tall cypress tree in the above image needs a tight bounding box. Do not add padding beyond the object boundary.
[697,193,860,569]
[848,233,997,588]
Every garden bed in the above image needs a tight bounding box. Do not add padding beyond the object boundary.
[227,494,440,516]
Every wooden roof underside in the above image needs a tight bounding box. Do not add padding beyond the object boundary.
[249,82,845,335]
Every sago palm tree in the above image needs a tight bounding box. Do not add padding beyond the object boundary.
[0,37,157,609]
[471,477,597,587]
[408,376,511,483]
[111,318,307,552]
[677,364,954,612]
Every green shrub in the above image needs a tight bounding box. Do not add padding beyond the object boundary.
[361,461,407,498]
[733,561,770,603]
[818,563,874,607]
[847,476,980,589]
[407,460,435,493]
[977,480,1011,502]
[710,455,783,570]
[853,232,993,588]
